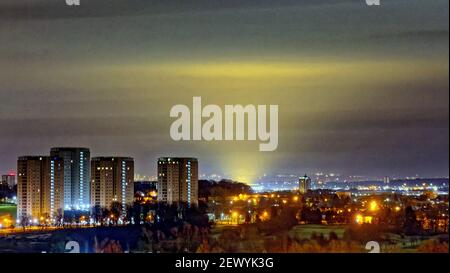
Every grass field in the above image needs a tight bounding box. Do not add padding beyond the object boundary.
[289,224,347,240]
[0,203,17,220]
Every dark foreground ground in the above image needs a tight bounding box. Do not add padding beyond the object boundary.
[0,226,143,253]
[1,224,448,253]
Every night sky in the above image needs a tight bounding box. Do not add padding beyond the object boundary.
[0,0,448,182]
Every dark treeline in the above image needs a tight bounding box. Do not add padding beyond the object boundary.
[198,179,252,199]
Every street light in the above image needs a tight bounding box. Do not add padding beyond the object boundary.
[355,214,363,224]
[370,201,378,212]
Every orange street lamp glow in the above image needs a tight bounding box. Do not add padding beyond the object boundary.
[355,214,363,224]
[364,216,373,224]
[370,201,378,211]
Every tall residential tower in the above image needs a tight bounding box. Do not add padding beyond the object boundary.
[50,147,90,211]
[157,157,198,207]
[17,156,64,221]
[91,157,134,216]
[299,174,312,194]
[1,173,16,189]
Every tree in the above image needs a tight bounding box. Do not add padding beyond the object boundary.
[329,231,339,241]
[92,205,102,225]
[101,207,111,226]
[110,201,123,225]
[404,206,420,235]
[19,215,29,230]
[94,236,123,253]
[55,209,64,226]
[417,239,449,253]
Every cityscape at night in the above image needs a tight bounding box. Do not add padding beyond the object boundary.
[0,150,448,253]
[0,0,448,262]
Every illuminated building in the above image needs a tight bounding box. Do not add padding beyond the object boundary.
[336,191,352,199]
[1,173,16,189]
[157,157,198,207]
[355,214,374,224]
[90,157,134,216]
[17,156,64,221]
[299,174,311,194]
[50,147,90,211]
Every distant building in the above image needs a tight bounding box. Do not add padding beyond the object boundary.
[50,147,90,211]
[1,173,16,189]
[383,176,390,184]
[17,156,65,222]
[336,191,352,199]
[299,174,311,194]
[157,157,198,207]
[91,157,134,216]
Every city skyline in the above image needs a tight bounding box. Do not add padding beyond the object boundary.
[13,151,201,222]
[2,145,450,185]
[0,0,449,183]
